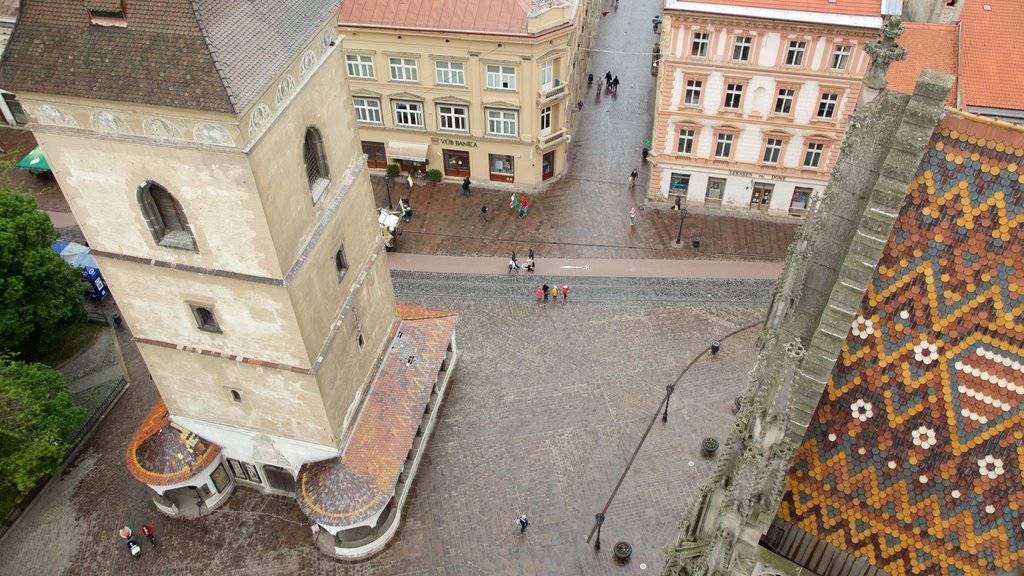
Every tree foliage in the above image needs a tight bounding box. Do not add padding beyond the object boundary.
[0,355,85,493]
[0,190,86,354]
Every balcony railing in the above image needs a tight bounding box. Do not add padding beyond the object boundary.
[538,81,568,102]
[537,128,569,149]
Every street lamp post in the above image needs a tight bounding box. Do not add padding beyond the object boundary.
[594,513,605,550]
[662,383,676,422]
[384,176,394,210]
[674,206,689,246]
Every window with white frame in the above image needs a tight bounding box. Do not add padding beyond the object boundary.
[785,40,806,66]
[830,45,851,71]
[540,106,552,132]
[817,93,839,119]
[684,80,703,105]
[804,142,825,168]
[352,97,382,123]
[691,32,709,57]
[435,61,465,85]
[732,36,752,61]
[762,138,784,164]
[541,60,553,88]
[346,55,375,79]
[677,129,695,155]
[714,133,734,159]
[487,109,517,136]
[486,65,516,90]
[724,83,743,110]
[774,88,795,115]
[388,57,418,82]
[438,105,468,131]
[393,101,424,127]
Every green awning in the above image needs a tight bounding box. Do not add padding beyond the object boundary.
[16,146,50,172]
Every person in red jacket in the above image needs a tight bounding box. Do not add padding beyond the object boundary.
[141,524,157,546]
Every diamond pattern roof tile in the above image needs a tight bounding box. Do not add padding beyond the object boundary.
[126,399,222,486]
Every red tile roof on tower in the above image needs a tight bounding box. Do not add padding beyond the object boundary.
[338,0,578,35]
[960,0,1024,112]
[886,22,958,106]
[666,0,882,17]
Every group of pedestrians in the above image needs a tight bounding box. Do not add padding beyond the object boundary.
[119,524,157,558]
[537,282,569,302]
[508,248,536,273]
[481,193,531,222]
[600,70,619,94]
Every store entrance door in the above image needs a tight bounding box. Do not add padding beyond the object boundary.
[443,149,470,178]
[750,182,774,211]
[542,151,555,180]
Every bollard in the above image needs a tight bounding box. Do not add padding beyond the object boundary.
[711,340,721,354]
[112,313,123,326]
[692,238,701,248]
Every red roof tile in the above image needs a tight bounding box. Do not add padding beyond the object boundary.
[126,399,222,486]
[670,0,881,17]
[886,22,958,106]
[960,0,1024,111]
[0,0,18,21]
[297,306,457,527]
[338,0,575,35]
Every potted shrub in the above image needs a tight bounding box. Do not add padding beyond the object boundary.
[426,168,443,182]
[614,541,632,561]
[702,437,719,457]
[385,164,401,178]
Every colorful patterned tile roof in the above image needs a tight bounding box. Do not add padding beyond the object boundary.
[960,0,1024,112]
[126,399,222,486]
[886,23,958,107]
[297,305,457,527]
[337,0,577,35]
[779,112,1024,575]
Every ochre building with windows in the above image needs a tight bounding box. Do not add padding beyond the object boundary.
[649,0,881,216]
[337,0,596,189]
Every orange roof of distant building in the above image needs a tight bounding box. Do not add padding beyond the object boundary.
[960,0,1024,112]
[338,0,578,36]
[886,22,958,106]
[666,0,881,17]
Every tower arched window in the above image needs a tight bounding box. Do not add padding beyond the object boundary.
[137,181,196,250]
[303,127,330,202]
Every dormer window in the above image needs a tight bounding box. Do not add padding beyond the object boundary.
[89,2,128,27]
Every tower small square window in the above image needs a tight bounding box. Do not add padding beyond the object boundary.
[335,245,348,280]
[230,389,242,403]
[190,305,222,333]
[357,332,365,349]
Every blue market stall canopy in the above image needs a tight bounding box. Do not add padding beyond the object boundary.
[16,146,50,173]
[51,241,109,300]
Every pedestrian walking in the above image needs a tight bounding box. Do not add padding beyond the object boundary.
[605,70,612,85]
[510,193,518,210]
[481,203,488,220]
[125,537,142,558]
[536,286,544,301]
[629,168,638,186]
[518,514,530,534]
[119,526,132,540]
[519,205,526,218]
[508,252,520,274]
[551,286,559,301]
[520,198,528,215]
[612,76,619,92]
[462,177,471,196]
[542,283,550,302]
[587,72,594,86]
[629,207,637,227]
[562,285,569,300]
[528,248,535,260]
[141,524,157,546]
[596,79,603,95]
[524,256,535,272]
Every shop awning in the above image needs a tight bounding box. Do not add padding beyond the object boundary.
[16,146,50,172]
[386,140,428,162]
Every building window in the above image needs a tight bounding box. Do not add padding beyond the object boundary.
[357,332,365,349]
[353,97,382,123]
[393,101,424,127]
[732,36,752,62]
[762,138,784,165]
[706,177,726,201]
[804,142,825,168]
[724,83,744,110]
[486,65,516,90]
[691,32,709,57]
[714,133,734,159]
[228,459,262,484]
[540,106,552,132]
[438,105,468,132]
[677,129,695,155]
[684,80,703,105]
[774,88,795,115]
[138,181,196,250]
[435,61,465,86]
[229,389,242,403]
[190,304,222,333]
[303,127,330,201]
[785,40,806,66]
[388,57,418,82]
[346,55,375,79]
[817,93,839,119]
[830,45,851,71]
[335,245,348,280]
[790,187,812,213]
[541,60,553,88]
[486,109,517,137]
[489,153,514,182]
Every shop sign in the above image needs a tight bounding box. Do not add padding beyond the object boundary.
[729,169,786,181]
[439,138,478,148]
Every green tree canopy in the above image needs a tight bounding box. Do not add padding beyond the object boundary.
[0,355,85,493]
[0,190,86,354]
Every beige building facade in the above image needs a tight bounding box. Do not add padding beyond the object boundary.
[649,1,882,216]
[337,0,596,190]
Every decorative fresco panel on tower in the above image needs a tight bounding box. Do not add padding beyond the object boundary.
[779,114,1024,576]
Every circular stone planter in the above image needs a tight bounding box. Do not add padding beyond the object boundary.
[702,437,719,457]
[614,541,632,561]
